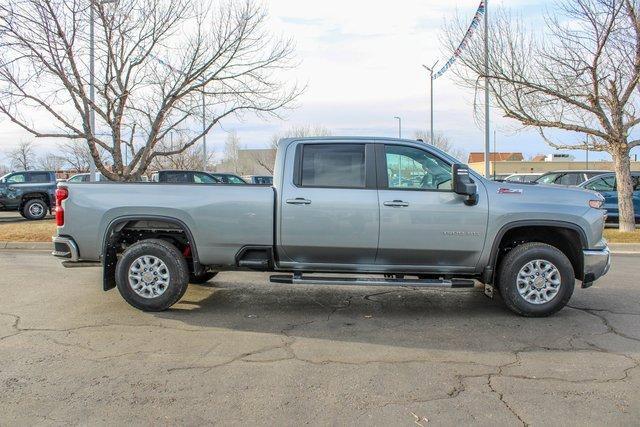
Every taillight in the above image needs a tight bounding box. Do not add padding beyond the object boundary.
[55,187,69,226]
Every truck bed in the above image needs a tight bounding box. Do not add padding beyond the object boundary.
[58,183,275,265]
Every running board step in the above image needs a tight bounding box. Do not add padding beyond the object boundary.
[269,275,475,288]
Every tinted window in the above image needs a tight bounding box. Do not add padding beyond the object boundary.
[632,176,640,191]
[255,176,273,185]
[385,145,452,190]
[164,172,192,183]
[301,144,366,188]
[194,173,218,184]
[557,173,581,186]
[227,175,246,184]
[6,173,26,183]
[585,176,615,192]
[29,172,50,183]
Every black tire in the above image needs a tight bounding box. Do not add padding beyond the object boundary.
[115,239,189,311]
[497,242,575,317]
[189,271,218,284]
[22,199,48,220]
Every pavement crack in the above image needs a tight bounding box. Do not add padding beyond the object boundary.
[567,305,640,343]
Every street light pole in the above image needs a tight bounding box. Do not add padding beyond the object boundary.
[88,0,116,182]
[484,0,491,178]
[422,62,438,144]
[394,116,402,139]
[202,89,207,170]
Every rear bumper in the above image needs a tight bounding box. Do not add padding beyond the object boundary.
[52,236,79,262]
[582,246,611,288]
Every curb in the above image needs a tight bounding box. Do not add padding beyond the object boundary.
[1,242,52,250]
[1,241,640,254]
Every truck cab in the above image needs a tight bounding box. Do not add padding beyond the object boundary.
[0,170,57,219]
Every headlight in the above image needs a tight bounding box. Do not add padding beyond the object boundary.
[589,199,604,209]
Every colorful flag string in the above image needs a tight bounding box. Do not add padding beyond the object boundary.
[432,1,485,80]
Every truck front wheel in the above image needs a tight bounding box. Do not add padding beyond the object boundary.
[115,239,189,311]
[497,242,575,317]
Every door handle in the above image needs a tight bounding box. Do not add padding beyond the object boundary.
[286,198,312,205]
[383,200,409,208]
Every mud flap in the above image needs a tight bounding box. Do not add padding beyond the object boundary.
[484,283,495,299]
[102,247,117,291]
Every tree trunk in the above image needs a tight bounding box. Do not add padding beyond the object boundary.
[611,144,636,232]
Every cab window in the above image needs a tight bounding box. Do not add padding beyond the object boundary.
[227,175,246,185]
[6,173,26,183]
[385,145,452,191]
[29,172,50,183]
[584,176,615,192]
[301,144,366,188]
[557,173,581,186]
[536,173,560,184]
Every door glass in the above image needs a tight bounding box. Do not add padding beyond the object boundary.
[536,173,560,184]
[194,173,218,184]
[633,176,640,191]
[227,175,246,184]
[6,174,26,183]
[385,145,452,190]
[165,172,191,183]
[585,176,615,192]
[301,144,366,188]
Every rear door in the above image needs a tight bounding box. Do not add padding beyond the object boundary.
[279,142,379,265]
[375,143,488,270]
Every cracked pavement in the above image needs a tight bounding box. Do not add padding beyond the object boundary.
[1,250,639,425]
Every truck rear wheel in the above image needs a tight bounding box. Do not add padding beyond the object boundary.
[497,242,575,317]
[115,239,189,311]
[22,199,48,220]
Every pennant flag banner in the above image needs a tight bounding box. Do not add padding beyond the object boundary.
[433,1,485,80]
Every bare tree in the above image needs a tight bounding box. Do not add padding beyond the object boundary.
[248,149,277,174]
[37,153,65,171]
[414,130,467,161]
[270,125,332,149]
[222,131,242,173]
[6,141,36,170]
[57,140,94,172]
[443,0,640,231]
[0,0,301,182]
[150,136,212,172]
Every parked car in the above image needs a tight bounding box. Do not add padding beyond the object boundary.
[534,170,610,186]
[505,173,543,183]
[210,173,247,184]
[490,174,512,181]
[67,172,108,183]
[0,170,56,220]
[579,172,640,224]
[53,137,610,317]
[243,175,273,185]
[150,170,221,184]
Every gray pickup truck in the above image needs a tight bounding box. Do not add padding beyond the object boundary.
[52,137,611,317]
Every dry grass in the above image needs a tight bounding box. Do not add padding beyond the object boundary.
[0,219,56,242]
[604,228,640,244]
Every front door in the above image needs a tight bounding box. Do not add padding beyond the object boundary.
[279,143,379,265]
[375,144,488,270]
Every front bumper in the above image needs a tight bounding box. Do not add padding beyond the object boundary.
[582,246,611,288]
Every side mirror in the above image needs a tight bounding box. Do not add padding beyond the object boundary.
[452,164,478,206]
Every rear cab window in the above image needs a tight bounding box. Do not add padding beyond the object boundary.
[300,144,366,188]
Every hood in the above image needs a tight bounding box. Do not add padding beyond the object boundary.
[485,180,603,207]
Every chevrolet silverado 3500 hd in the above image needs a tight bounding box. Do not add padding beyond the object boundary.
[52,137,611,317]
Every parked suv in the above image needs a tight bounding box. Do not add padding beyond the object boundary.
[0,171,56,220]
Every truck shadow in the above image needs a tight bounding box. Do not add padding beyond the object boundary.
[152,277,621,353]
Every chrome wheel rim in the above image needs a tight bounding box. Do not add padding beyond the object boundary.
[517,259,561,305]
[28,202,44,217]
[128,255,170,299]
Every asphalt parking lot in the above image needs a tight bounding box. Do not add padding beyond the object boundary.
[0,211,53,223]
[1,250,639,425]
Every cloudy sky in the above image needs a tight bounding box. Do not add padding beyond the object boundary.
[0,0,635,164]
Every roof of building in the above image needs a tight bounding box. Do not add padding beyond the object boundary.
[467,152,524,163]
